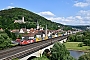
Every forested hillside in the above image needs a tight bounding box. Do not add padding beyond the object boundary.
[70,25,90,30]
[0,8,71,30]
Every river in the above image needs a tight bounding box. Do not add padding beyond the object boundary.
[69,50,84,60]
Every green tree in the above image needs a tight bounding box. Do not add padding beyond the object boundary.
[0,33,11,49]
[5,29,17,40]
[32,55,49,60]
[50,42,75,60]
[68,35,76,42]
[42,49,51,59]
[76,35,83,42]
[78,52,90,60]
[83,39,90,46]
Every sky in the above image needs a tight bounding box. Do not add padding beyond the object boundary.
[0,0,90,25]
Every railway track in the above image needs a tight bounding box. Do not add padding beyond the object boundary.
[0,35,68,60]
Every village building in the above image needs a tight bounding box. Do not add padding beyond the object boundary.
[11,29,19,33]
[0,28,3,31]
[19,28,27,33]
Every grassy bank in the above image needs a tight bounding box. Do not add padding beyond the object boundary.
[64,42,90,52]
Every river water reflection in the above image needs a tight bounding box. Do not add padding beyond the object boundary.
[69,50,84,60]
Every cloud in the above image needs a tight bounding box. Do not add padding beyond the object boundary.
[38,11,55,17]
[10,3,14,5]
[78,10,90,16]
[77,10,90,21]
[74,2,89,7]
[45,16,76,25]
[7,6,15,9]
[2,6,15,10]
[74,0,90,7]
[75,16,82,20]
[86,0,90,3]
[38,10,90,25]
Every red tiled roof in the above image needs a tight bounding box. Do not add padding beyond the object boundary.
[11,29,19,33]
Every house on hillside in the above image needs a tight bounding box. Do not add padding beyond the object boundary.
[11,29,19,33]
[19,28,27,33]
[35,30,45,41]
[0,28,3,31]
[22,29,38,39]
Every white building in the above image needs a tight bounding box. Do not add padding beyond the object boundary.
[19,29,24,33]
[14,17,26,23]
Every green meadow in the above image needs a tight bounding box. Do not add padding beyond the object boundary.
[64,42,90,52]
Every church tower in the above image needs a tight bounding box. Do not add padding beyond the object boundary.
[37,21,39,30]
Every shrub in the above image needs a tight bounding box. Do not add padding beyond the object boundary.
[78,43,83,47]
[12,58,19,60]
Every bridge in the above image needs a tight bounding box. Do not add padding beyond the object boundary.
[0,35,68,60]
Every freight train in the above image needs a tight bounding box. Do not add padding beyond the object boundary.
[12,34,65,45]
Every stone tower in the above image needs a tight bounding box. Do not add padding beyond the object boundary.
[22,17,24,22]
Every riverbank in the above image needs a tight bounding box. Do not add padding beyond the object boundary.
[64,42,90,52]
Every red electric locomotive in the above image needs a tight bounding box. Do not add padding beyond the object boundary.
[19,39,35,45]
